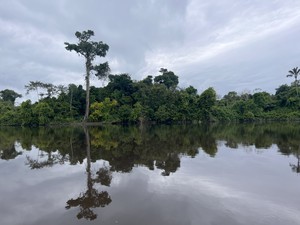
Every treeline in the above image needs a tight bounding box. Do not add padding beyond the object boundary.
[0,68,300,126]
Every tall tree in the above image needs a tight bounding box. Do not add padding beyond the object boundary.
[286,67,300,96]
[65,30,110,122]
[0,89,22,105]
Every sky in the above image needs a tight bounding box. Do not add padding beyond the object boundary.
[1,0,300,103]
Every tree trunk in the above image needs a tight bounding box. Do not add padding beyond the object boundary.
[296,78,299,97]
[84,59,91,122]
[70,88,73,117]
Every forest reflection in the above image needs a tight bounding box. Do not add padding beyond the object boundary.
[0,123,300,174]
[1,123,300,220]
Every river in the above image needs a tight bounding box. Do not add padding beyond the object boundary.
[0,123,299,225]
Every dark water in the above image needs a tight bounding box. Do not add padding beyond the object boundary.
[0,123,299,225]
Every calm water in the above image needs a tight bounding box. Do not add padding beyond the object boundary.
[0,123,299,225]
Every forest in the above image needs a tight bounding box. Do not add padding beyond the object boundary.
[0,70,299,126]
[0,30,300,126]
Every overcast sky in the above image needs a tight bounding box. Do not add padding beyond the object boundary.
[1,0,300,102]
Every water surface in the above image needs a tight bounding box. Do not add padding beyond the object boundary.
[0,123,299,225]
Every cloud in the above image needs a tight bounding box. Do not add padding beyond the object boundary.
[140,0,300,94]
[1,0,300,98]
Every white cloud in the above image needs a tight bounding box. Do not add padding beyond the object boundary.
[140,0,300,94]
[1,0,300,97]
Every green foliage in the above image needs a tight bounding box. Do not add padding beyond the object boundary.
[197,87,217,122]
[90,98,118,122]
[198,87,216,109]
[0,101,18,125]
[155,105,171,123]
[106,74,135,95]
[117,105,133,123]
[211,106,236,122]
[286,67,300,96]
[131,102,143,122]
[2,63,300,126]
[222,91,239,105]
[276,84,292,107]
[243,111,255,121]
[0,89,22,105]
[33,102,54,125]
[65,30,109,60]
[141,76,153,85]
[253,92,274,110]
[68,84,86,117]
[19,100,36,126]
[0,100,14,114]
[275,84,300,109]
[25,81,58,99]
[185,86,197,95]
[232,99,261,120]
[174,90,198,121]
[154,68,179,89]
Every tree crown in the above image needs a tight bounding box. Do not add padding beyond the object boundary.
[64,30,109,61]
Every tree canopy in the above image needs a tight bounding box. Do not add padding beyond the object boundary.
[154,68,179,89]
[0,89,22,105]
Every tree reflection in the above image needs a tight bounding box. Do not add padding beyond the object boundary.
[197,126,217,157]
[26,151,69,169]
[156,154,180,176]
[290,157,300,173]
[0,145,22,160]
[0,128,22,160]
[2,123,300,178]
[65,126,112,220]
[89,125,202,175]
[290,145,300,174]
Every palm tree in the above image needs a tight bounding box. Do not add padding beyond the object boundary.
[286,67,300,96]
